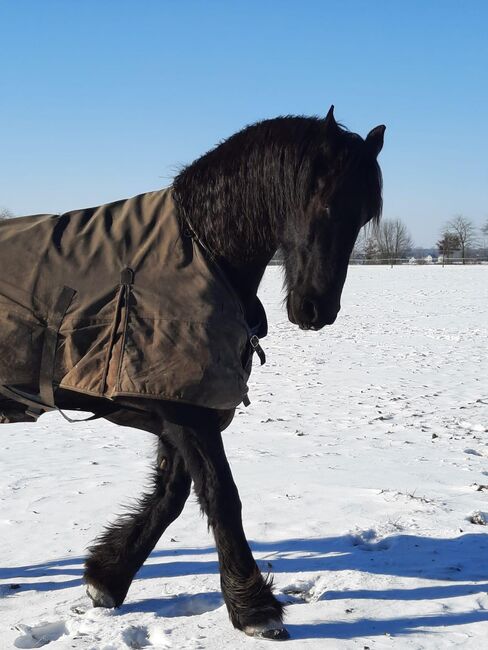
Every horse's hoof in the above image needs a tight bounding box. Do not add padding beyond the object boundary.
[244,621,290,640]
[86,583,116,608]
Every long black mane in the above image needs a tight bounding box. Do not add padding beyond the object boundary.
[173,116,383,263]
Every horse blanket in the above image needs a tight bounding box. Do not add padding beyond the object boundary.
[0,188,266,423]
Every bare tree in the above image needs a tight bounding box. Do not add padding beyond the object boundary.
[351,226,382,263]
[437,232,460,266]
[481,219,488,258]
[363,232,379,262]
[445,215,477,264]
[374,218,413,265]
[351,228,367,260]
[0,207,13,220]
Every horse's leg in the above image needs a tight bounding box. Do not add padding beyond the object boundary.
[165,416,288,640]
[84,435,191,607]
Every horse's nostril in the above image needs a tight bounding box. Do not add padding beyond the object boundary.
[301,298,318,323]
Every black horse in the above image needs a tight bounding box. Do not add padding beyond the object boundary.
[7,107,385,640]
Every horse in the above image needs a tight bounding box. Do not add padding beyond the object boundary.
[0,106,384,640]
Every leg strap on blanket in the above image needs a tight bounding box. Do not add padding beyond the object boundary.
[0,384,50,419]
[0,285,116,422]
[0,382,121,422]
[0,285,76,419]
[0,283,147,425]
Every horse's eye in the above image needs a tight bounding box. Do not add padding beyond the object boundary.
[325,206,342,225]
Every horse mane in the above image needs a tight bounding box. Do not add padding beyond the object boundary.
[172,116,382,263]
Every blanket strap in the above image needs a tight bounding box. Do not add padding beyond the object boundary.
[0,286,75,419]
[0,285,131,423]
[39,285,77,410]
[0,384,51,417]
[0,383,122,422]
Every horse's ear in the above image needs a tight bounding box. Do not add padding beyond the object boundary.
[324,105,338,141]
[365,125,386,157]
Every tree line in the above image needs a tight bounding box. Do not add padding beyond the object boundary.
[352,215,488,264]
[436,216,488,264]
[353,218,413,264]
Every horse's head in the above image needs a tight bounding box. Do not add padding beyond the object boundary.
[173,108,384,325]
[283,106,385,330]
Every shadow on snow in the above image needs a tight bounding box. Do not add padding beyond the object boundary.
[2,532,488,638]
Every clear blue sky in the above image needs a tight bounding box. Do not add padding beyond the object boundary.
[1,0,487,247]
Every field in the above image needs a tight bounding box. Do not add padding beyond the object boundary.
[1,266,487,649]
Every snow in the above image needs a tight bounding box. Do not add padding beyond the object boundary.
[1,265,488,649]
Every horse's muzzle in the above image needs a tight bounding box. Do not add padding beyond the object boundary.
[287,291,340,330]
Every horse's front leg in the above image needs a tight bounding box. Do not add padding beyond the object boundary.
[165,414,288,640]
[84,434,191,607]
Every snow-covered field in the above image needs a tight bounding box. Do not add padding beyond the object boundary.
[1,265,487,649]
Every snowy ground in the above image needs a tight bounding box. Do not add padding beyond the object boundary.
[1,265,488,649]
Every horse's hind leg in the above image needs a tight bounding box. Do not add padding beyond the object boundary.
[84,436,191,608]
[165,417,288,640]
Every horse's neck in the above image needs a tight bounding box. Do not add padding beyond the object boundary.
[213,221,276,325]
[174,183,279,322]
[218,257,269,323]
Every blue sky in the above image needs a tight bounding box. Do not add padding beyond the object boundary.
[1,0,487,246]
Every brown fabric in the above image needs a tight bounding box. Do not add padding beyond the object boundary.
[0,188,256,417]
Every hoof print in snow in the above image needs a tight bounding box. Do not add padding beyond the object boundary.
[469,511,487,525]
[464,448,483,457]
[282,578,326,603]
[14,621,68,648]
[474,484,488,492]
[350,530,390,551]
[121,625,150,648]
